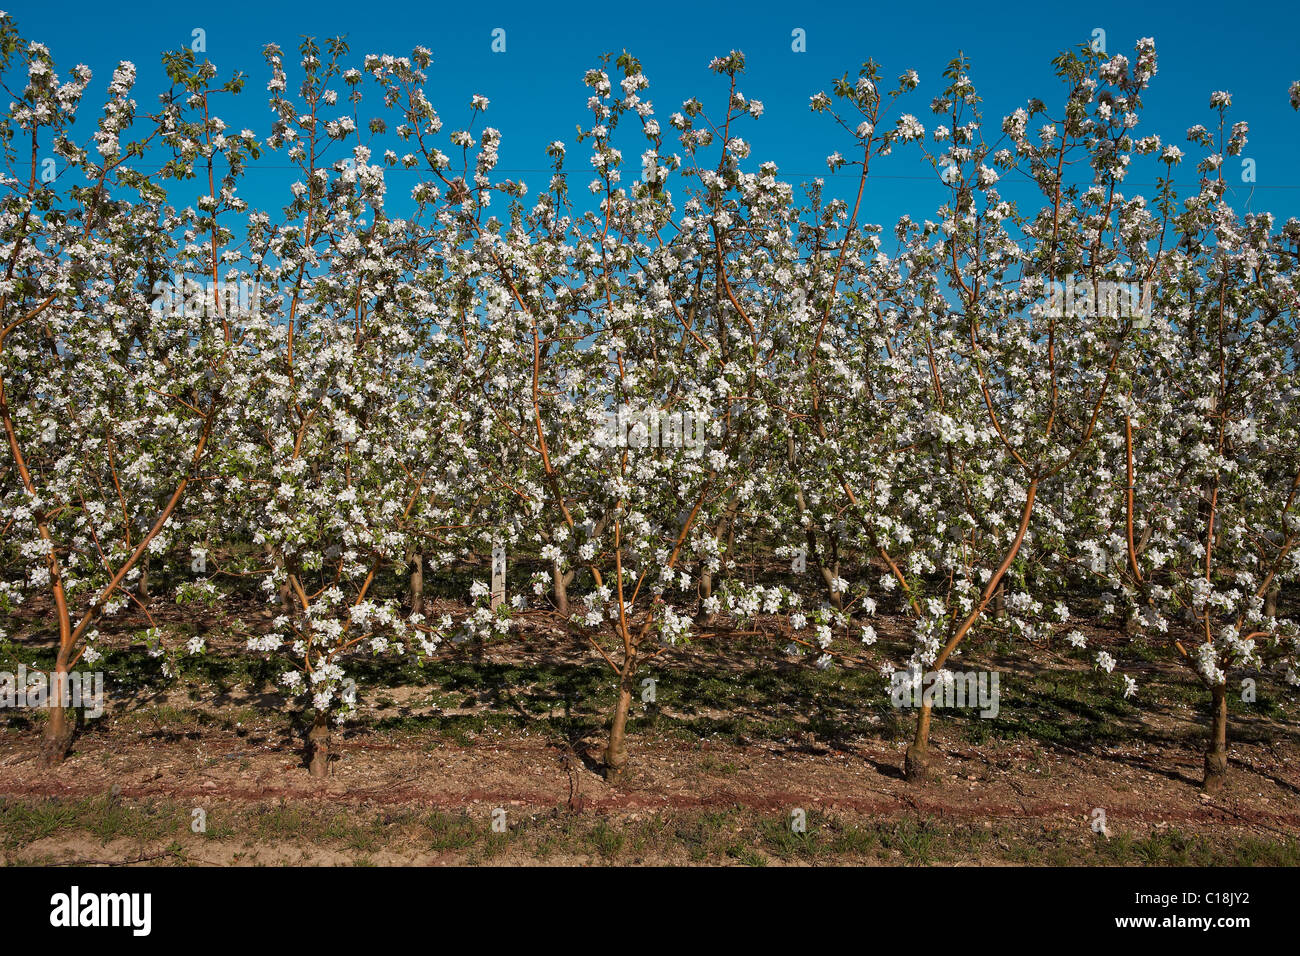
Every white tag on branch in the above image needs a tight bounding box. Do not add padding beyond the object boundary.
[491,540,506,610]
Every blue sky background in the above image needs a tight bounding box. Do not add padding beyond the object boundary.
[7,0,1300,229]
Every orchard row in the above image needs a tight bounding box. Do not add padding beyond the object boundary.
[1,14,1298,784]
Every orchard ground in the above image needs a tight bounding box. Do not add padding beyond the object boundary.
[1,563,1298,866]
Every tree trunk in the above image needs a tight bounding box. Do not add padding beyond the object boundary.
[553,562,570,617]
[408,552,424,617]
[307,712,331,778]
[904,701,933,781]
[1264,585,1279,619]
[819,563,843,611]
[1203,682,1228,793]
[603,673,635,782]
[902,480,1039,783]
[992,582,1005,619]
[1126,607,1142,635]
[696,568,713,625]
[41,704,73,766]
[41,649,74,766]
[136,556,150,604]
[270,548,294,615]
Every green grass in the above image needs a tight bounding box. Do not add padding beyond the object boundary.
[0,795,184,849]
[3,796,1298,865]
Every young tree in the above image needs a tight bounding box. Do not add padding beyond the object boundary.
[1080,92,1300,790]
[0,17,252,762]
[863,42,1160,780]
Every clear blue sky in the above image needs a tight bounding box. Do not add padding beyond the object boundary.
[8,0,1300,226]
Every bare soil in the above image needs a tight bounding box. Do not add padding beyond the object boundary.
[2,591,1298,865]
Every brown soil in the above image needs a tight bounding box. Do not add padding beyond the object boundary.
[3,590,1298,865]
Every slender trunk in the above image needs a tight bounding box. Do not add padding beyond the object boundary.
[41,652,74,766]
[696,568,713,625]
[272,549,293,614]
[904,702,933,781]
[1264,585,1279,619]
[553,562,570,617]
[603,671,635,782]
[136,556,150,604]
[307,712,331,778]
[1126,606,1142,635]
[992,581,1005,619]
[820,562,843,611]
[1203,682,1228,793]
[41,598,75,766]
[904,479,1039,782]
[408,551,424,617]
